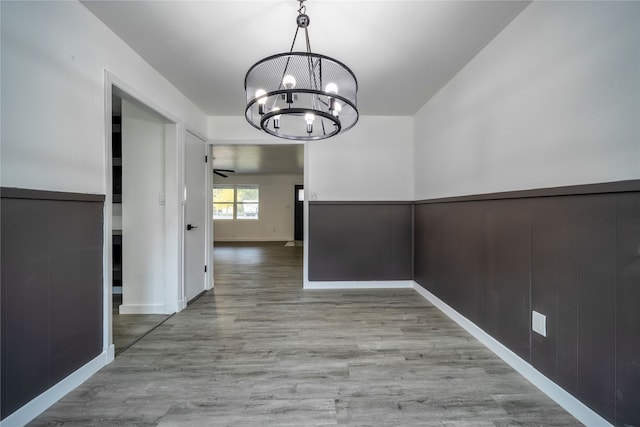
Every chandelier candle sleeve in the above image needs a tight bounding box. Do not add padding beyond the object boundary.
[244,0,358,141]
[255,89,267,115]
[272,107,281,129]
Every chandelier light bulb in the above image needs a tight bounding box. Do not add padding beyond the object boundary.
[283,75,297,89]
[305,112,315,134]
[326,82,338,111]
[283,75,297,104]
[255,89,267,114]
[325,83,338,94]
[255,89,267,102]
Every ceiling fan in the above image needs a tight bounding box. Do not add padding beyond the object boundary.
[213,168,235,178]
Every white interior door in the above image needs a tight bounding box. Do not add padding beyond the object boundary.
[184,132,207,302]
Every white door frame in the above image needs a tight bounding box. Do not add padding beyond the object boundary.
[102,71,209,360]
[209,140,307,286]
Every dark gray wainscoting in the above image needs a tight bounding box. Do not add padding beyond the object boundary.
[414,181,640,427]
[615,192,640,426]
[308,202,413,281]
[1,188,104,420]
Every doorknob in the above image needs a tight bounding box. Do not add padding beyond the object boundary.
[186,224,198,230]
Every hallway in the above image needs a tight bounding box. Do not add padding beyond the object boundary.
[30,243,579,426]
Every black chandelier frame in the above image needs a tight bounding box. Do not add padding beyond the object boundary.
[244,1,359,141]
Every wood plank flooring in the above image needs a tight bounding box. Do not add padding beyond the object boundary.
[112,294,171,356]
[29,242,581,426]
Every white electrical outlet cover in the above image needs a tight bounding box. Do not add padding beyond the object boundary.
[532,311,547,337]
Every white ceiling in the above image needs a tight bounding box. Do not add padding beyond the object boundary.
[212,144,304,176]
[82,0,530,117]
[88,1,530,175]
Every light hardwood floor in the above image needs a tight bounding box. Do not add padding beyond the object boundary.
[30,242,581,426]
[112,294,171,356]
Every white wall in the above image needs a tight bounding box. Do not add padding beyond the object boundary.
[0,1,207,194]
[120,100,167,314]
[307,116,414,201]
[209,116,415,202]
[209,116,284,143]
[414,1,640,200]
[213,174,303,242]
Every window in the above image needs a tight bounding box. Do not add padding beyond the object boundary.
[236,185,259,219]
[213,185,259,220]
[213,186,234,219]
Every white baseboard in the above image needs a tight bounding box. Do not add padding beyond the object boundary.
[304,280,415,290]
[214,237,292,242]
[412,282,613,427]
[119,303,165,314]
[106,344,115,363]
[0,350,109,427]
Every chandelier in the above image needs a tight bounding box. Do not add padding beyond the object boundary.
[244,0,358,141]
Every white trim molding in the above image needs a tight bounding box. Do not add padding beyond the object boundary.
[412,282,613,427]
[118,303,167,315]
[304,280,415,290]
[214,237,296,243]
[0,351,109,427]
[106,344,115,363]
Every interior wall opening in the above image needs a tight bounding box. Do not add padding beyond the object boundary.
[211,144,305,286]
[109,88,175,356]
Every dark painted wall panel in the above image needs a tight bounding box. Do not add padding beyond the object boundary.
[531,197,579,392]
[483,199,531,360]
[390,204,413,278]
[530,197,560,379]
[308,204,412,281]
[455,202,485,330]
[417,204,446,302]
[615,192,640,425]
[434,202,484,325]
[1,199,51,416]
[413,204,429,286]
[576,195,616,421]
[419,204,443,296]
[414,190,639,425]
[48,201,103,384]
[415,200,531,360]
[1,191,104,420]
[554,199,579,396]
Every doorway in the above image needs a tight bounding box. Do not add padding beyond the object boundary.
[211,144,305,281]
[110,92,172,354]
[294,184,304,241]
[106,77,211,358]
[211,144,303,242]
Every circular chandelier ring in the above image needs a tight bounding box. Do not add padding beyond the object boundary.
[260,108,342,141]
[245,88,357,117]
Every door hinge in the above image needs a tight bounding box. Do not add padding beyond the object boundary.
[204,265,207,273]
[205,155,208,163]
